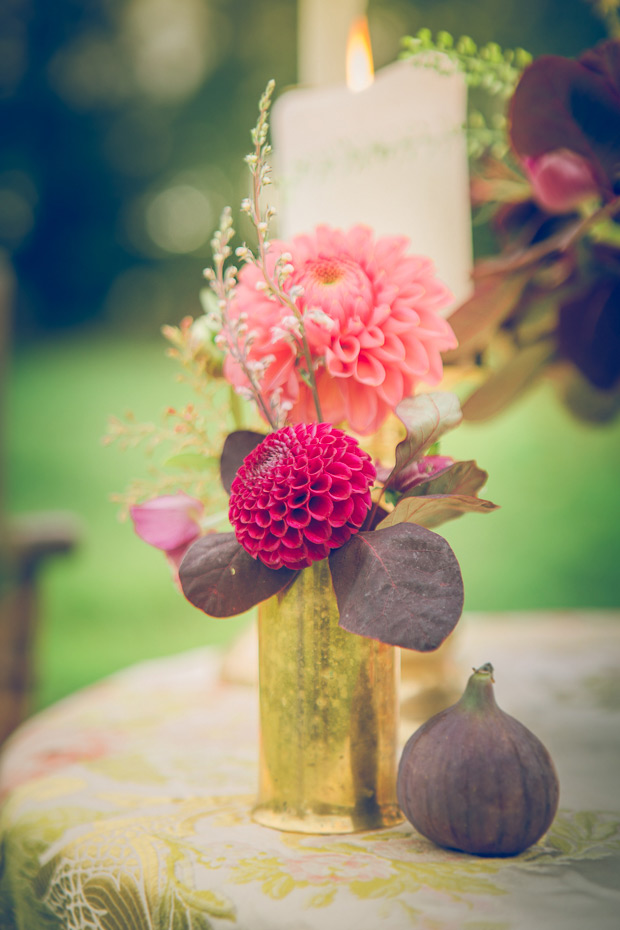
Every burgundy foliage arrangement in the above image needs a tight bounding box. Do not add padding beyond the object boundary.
[446,37,620,423]
[121,81,499,655]
[179,392,498,652]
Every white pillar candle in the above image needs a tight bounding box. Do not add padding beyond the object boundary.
[271,58,473,307]
[298,0,367,86]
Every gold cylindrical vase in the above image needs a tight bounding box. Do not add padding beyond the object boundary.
[252,558,402,833]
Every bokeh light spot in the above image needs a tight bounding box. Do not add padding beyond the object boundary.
[145,184,213,254]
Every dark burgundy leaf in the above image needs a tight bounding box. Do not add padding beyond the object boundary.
[179,532,297,617]
[378,493,499,530]
[509,40,620,195]
[462,340,554,421]
[385,393,462,490]
[404,460,490,499]
[493,198,548,243]
[559,369,620,422]
[362,503,390,531]
[591,241,620,276]
[558,278,620,389]
[445,271,532,358]
[329,523,464,652]
[220,430,267,493]
[580,38,620,89]
[471,218,583,279]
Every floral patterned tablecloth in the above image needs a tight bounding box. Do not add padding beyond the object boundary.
[0,611,619,930]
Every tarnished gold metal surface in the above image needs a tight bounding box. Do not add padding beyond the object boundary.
[252,559,402,834]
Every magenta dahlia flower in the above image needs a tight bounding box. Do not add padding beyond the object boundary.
[229,422,376,571]
[224,225,457,435]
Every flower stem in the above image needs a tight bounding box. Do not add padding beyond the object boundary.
[248,82,324,424]
[210,218,277,430]
[475,195,620,279]
[365,490,386,531]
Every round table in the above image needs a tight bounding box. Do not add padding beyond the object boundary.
[1,611,619,930]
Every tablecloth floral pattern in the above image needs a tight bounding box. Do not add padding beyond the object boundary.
[1,612,619,930]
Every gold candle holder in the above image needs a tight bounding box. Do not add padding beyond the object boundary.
[252,558,402,834]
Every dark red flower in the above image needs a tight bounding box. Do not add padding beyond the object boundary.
[509,39,620,200]
[523,149,599,214]
[229,423,376,570]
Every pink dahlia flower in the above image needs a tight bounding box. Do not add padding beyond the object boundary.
[225,225,457,435]
[229,422,376,571]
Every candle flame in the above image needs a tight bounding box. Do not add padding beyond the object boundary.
[346,16,374,92]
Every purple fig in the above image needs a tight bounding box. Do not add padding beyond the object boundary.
[397,662,559,856]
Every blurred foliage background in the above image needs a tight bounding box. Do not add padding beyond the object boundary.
[2,0,618,710]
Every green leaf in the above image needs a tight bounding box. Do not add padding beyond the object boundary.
[199,287,221,316]
[164,453,217,471]
[378,493,499,530]
[329,523,463,651]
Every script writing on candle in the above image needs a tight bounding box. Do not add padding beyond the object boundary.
[272,48,473,307]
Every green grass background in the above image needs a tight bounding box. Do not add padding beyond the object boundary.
[6,331,620,709]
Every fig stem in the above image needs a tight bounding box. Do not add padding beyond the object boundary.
[473,662,495,682]
[460,662,497,712]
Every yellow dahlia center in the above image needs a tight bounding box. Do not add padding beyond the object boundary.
[311,259,345,285]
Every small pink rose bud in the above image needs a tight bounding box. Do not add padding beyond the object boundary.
[523,149,599,214]
[130,493,204,553]
[376,455,454,494]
